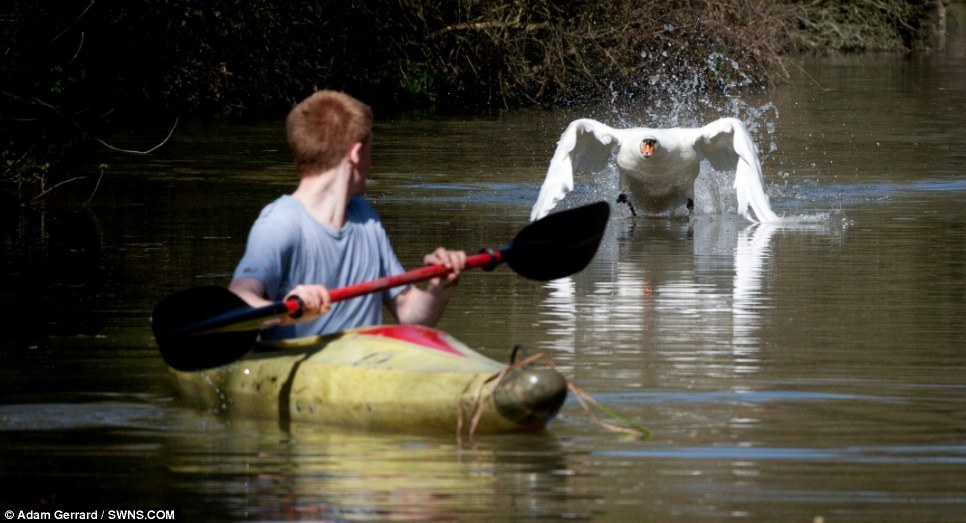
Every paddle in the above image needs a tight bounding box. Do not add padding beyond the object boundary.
[153,200,610,371]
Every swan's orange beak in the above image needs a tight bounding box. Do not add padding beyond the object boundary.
[641,139,656,158]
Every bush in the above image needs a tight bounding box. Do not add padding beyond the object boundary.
[0,0,945,202]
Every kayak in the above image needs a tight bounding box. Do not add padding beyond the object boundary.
[169,324,567,434]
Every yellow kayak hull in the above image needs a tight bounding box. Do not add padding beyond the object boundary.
[170,325,567,434]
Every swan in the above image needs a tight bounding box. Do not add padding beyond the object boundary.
[529,117,780,223]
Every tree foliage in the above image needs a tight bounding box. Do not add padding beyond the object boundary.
[0,0,945,202]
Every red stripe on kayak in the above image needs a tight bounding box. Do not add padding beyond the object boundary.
[362,325,464,357]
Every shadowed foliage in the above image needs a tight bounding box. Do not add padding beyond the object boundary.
[0,0,948,202]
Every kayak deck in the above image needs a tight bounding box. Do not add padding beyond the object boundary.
[170,325,567,434]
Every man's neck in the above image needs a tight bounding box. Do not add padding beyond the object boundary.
[291,168,353,229]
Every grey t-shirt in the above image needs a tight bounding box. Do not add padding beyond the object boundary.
[233,195,407,339]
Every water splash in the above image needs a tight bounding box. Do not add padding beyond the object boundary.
[596,48,848,225]
[605,51,776,129]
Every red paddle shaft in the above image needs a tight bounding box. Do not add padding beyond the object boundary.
[280,249,506,313]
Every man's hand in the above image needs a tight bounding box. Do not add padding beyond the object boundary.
[423,247,467,292]
[284,284,331,322]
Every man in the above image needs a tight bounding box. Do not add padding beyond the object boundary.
[229,90,466,339]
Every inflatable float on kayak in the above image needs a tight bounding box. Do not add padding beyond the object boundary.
[169,324,567,434]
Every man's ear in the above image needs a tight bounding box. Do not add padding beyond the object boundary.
[348,142,363,165]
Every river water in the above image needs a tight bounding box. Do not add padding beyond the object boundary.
[2,27,965,523]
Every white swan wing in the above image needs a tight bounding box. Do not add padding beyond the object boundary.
[530,119,622,222]
[692,118,780,223]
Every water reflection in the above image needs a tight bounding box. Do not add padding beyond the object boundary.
[539,212,838,387]
[1,204,107,344]
[0,400,579,520]
[163,419,575,520]
[730,221,776,350]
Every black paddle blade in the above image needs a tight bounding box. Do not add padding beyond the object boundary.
[152,286,259,371]
[507,201,610,281]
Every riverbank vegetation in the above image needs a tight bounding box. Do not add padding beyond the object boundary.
[1,0,952,202]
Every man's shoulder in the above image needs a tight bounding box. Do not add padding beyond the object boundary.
[255,195,302,221]
[347,196,381,222]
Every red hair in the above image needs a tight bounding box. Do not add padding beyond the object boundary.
[286,90,372,176]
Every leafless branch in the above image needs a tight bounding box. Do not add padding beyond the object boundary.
[71,32,85,62]
[30,176,87,202]
[52,0,95,42]
[94,117,179,155]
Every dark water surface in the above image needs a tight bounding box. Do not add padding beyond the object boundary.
[3,32,965,523]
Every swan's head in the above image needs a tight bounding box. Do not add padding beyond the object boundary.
[640,138,658,158]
